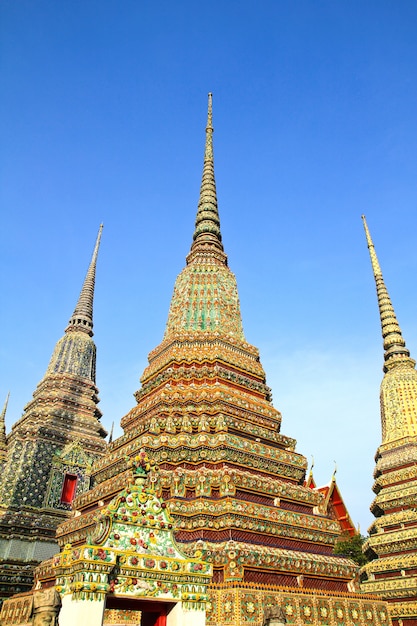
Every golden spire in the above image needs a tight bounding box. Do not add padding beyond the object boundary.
[66,224,103,337]
[187,93,226,265]
[0,392,9,463]
[362,215,413,372]
[161,95,245,340]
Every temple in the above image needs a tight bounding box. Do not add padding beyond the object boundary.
[0,226,108,600]
[360,217,417,626]
[43,95,389,625]
[304,467,356,538]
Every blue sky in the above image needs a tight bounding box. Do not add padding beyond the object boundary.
[1,1,417,533]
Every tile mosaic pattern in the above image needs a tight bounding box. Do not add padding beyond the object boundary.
[0,227,107,600]
[54,98,392,624]
[360,217,417,624]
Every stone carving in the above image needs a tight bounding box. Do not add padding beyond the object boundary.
[32,588,61,626]
[262,604,287,626]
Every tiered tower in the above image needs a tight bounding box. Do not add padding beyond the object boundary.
[0,226,108,600]
[57,97,390,626]
[360,216,417,626]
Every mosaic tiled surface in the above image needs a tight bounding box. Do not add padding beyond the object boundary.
[55,97,380,619]
[0,227,108,599]
[206,584,391,626]
[361,218,417,623]
[53,452,211,609]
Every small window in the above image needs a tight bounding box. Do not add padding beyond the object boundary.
[60,473,78,504]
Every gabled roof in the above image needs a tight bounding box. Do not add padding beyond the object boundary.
[305,470,356,537]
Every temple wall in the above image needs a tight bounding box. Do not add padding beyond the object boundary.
[206,583,392,626]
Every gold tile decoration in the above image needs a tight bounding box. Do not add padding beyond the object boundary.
[206,584,390,626]
[50,101,392,624]
[361,217,417,625]
[103,608,141,625]
[0,99,397,626]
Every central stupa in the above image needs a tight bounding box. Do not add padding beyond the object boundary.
[57,95,390,626]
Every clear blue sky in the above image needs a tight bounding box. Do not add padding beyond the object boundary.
[1,1,417,533]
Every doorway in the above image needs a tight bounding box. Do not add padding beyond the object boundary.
[104,595,175,626]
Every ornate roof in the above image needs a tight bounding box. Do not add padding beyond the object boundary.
[53,451,212,606]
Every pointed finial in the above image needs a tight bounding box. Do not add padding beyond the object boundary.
[332,461,337,480]
[362,215,383,277]
[187,93,226,264]
[362,215,412,371]
[304,457,315,489]
[66,224,103,337]
[205,92,213,159]
[0,392,9,424]
[0,392,9,461]
[307,455,314,479]
[108,421,114,444]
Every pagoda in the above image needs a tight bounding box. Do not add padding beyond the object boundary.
[0,394,9,469]
[0,226,108,600]
[360,217,417,626]
[56,96,390,626]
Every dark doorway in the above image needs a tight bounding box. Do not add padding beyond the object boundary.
[105,595,175,626]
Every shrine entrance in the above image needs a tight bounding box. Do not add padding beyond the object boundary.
[51,452,212,626]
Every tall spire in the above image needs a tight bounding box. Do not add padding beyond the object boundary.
[0,392,9,463]
[162,95,244,340]
[66,224,103,337]
[0,392,9,425]
[187,93,226,265]
[360,221,417,620]
[362,215,413,372]
[46,225,103,380]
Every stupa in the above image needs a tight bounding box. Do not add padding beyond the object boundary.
[360,216,417,626]
[0,226,108,600]
[49,96,390,626]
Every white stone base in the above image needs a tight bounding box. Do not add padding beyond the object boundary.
[59,593,106,626]
[167,603,206,626]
